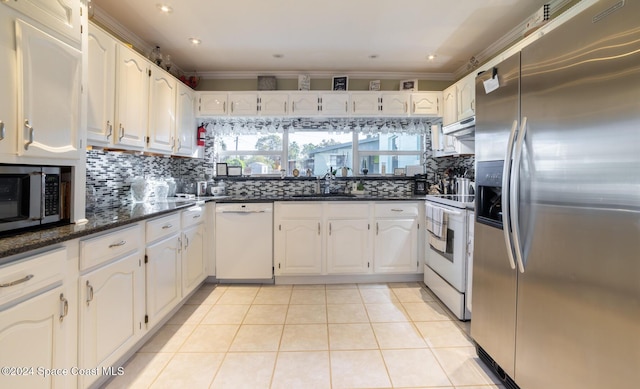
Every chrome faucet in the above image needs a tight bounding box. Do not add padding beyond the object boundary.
[322,167,334,194]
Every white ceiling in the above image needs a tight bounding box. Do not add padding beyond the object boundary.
[91,0,551,78]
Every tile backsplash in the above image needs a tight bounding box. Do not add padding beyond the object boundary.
[86,129,473,208]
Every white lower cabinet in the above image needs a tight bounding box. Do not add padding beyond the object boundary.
[78,225,144,388]
[327,219,371,274]
[275,201,420,277]
[181,206,206,297]
[0,246,74,389]
[145,226,181,328]
[274,203,323,275]
[373,202,420,273]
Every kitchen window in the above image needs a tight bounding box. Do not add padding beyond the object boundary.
[214,121,425,176]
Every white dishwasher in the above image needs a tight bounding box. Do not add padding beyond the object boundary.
[215,203,273,281]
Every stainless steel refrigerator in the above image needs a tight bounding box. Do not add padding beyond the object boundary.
[471,1,640,388]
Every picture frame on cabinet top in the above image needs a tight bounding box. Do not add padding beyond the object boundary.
[332,76,349,91]
[369,80,381,91]
[298,74,311,91]
[227,166,242,176]
[257,76,277,90]
[216,163,228,176]
[400,79,418,91]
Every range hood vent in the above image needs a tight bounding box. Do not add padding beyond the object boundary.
[442,116,475,140]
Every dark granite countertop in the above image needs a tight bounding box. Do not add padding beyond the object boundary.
[0,195,429,263]
[0,199,205,264]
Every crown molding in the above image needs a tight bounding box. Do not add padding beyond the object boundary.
[91,5,154,56]
[193,70,455,81]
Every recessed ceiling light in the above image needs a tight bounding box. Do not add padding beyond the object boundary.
[273,54,284,59]
[156,4,173,13]
[369,54,379,59]
[427,54,437,60]
[189,38,201,45]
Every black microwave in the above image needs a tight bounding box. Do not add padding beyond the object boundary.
[0,165,62,233]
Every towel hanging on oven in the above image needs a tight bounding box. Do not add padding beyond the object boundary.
[426,203,448,252]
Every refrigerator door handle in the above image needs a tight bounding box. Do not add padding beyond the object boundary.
[511,116,528,273]
[502,119,519,270]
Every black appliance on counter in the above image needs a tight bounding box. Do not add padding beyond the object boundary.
[413,174,428,195]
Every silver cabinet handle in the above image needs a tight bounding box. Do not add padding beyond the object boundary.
[109,240,126,248]
[86,281,94,306]
[405,102,408,113]
[223,101,226,113]
[292,101,295,113]
[177,236,182,253]
[162,224,173,229]
[284,101,287,112]
[59,293,69,322]
[119,124,125,140]
[345,101,348,112]
[24,119,34,150]
[391,209,404,212]
[231,101,234,113]
[329,223,332,235]
[317,222,320,235]
[193,214,201,219]
[0,120,4,141]
[0,274,34,288]
[413,102,416,113]
[353,101,356,112]
[184,236,189,250]
[177,138,181,151]
[106,120,113,139]
[376,222,379,235]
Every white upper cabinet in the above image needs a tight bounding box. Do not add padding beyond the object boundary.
[259,92,289,116]
[115,45,149,149]
[147,67,177,153]
[381,93,410,116]
[457,73,476,120]
[175,83,197,157]
[0,10,17,158]
[87,24,117,145]
[16,19,81,159]
[228,92,258,116]
[442,84,457,126]
[290,93,319,116]
[2,0,81,46]
[411,92,442,116]
[351,92,381,115]
[320,92,349,116]
[198,92,228,116]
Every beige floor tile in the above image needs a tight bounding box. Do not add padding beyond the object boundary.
[328,323,378,350]
[432,347,503,387]
[139,324,196,353]
[290,289,326,304]
[415,321,474,348]
[210,352,276,389]
[292,284,326,290]
[372,322,426,349]
[280,324,328,351]
[179,324,239,353]
[186,285,226,305]
[330,350,391,388]
[216,287,259,304]
[166,303,211,325]
[365,302,411,322]
[253,288,292,304]
[286,304,327,324]
[326,289,363,304]
[325,283,358,289]
[391,285,437,303]
[200,304,250,324]
[454,386,505,389]
[382,348,452,388]
[387,282,422,288]
[357,282,390,289]
[149,353,224,389]
[403,301,452,321]
[271,351,331,389]
[229,324,283,352]
[359,288,399,303]
[327,303,369,323]
[104,352,173,389]
[243,304,288,324]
